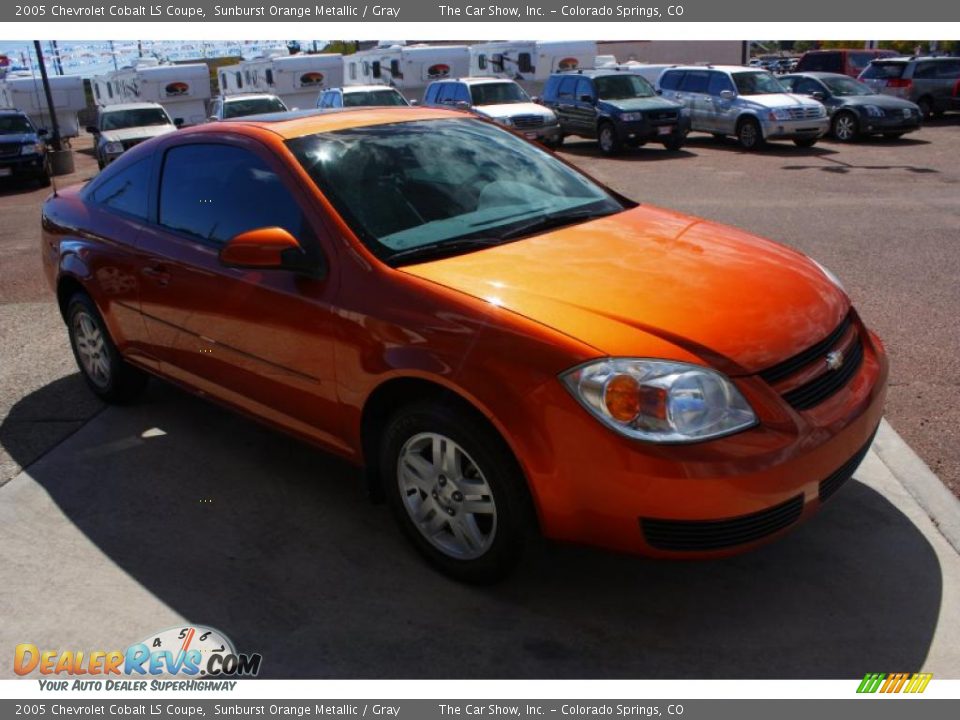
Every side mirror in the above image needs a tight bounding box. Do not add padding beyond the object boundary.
[811,91,826,101]
[409,99,419,106]
[454,100,471,110]
[720,89,736,100]
[37,128,49,137]
[174,118,184,127]
[207,116,218,123]
[531,95,541,104]
[86,126,100,135]
[219,227,320,276]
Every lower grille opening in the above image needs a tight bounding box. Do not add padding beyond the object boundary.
[818,430,877,503]
[641,495,804,552]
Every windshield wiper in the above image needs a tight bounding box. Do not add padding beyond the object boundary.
[495,207,621,241]
[387,237,507,265]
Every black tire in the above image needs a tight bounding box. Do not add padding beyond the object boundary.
[66,292,148,404]
[793,137,818,148]
[831,111,859,142]
[917,97,934,119]
[545,134,564,148]
[883,132,906,140]
[37,172,52,188]
[663,134,685,151]
[736,117,764,150]
[711,133,726,142]
[597,121,622,156]
[97,156,104,171]
[381,400,530,583]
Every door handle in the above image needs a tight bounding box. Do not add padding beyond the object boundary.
[143,263,171,287]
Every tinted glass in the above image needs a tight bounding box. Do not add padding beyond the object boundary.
[557,77,578,99]
[792,77,826,95]
[286,119,624,262]
[848,52,876,74]
[91,158,151,220]
[223,97,287,118]
[575,78,593,100]
[678,71,710,93]
[914,60,960,79]
[707,72,735,96]
[424,84,440,103]
[798,53,840,73]
[860,62,906,80]
[101,108,171,130]
[595,74,655,99]
[159,144,305,245]
[0,114,34,134]
[821,76,875,96]
[343,89,409,107]
[732,71,786,95]
[470,82,530,106]
[659,71,684,90]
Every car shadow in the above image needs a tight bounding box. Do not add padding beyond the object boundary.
[0,376,944,679]
[557,138,698,161]
[683,133,840,158]
[0,177,48,198]
[781,155,941,174]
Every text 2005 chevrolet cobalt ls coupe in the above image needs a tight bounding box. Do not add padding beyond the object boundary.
[42,107,887,582]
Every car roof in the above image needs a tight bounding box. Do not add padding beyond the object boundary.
[213,106,464,139]
[224,93,282,102]
[0,108,29,117]
[664,65,764,73]
[784,72,851,80]
[431,77,517,85]
[100,102,166,111]
[340,85,404,93]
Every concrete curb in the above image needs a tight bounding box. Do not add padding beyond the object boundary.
[874,418,960,556]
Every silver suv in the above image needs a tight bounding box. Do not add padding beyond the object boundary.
[87,103,179,169]
[658,66,829,150]
[859,56,960,118]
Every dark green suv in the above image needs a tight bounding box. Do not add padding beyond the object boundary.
[540,69,689,155]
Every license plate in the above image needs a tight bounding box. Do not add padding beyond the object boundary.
[0,168,11,177]
[657,125,674,136]
[525,132,537,139]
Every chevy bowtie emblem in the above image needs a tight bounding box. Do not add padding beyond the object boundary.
[825,350,845,371]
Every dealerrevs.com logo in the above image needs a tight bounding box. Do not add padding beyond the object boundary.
[14,626,262,687]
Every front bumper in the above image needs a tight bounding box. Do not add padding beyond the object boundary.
[0,153,47,179]
[516,123,562,142]
[516,318,888,558]
[760,116,830,140]
[616,114,690,142]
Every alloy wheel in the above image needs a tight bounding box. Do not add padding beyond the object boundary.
[72,310,111,389]
[833,114,857,141]
[397,432,497,560]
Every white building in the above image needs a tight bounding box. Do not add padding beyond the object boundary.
[93,60,211,126]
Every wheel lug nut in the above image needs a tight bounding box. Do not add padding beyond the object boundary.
[452,491,463,502]
[446,508,455,516]
[438,476,447,486]
[432,491,438,499]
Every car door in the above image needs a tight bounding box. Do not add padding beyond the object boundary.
[553,76,580,133]
[676,70,711,132]
[703,71,738,133]
[133,134,347,451]
[572,77,598,137]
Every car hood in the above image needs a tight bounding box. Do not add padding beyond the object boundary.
[740,93,823,110]
[600,97,681,112]
[477,103,555,120]
[100,125,176,143]
[839,94,919,110]
[401,205,848,375]
[0,132,38,144]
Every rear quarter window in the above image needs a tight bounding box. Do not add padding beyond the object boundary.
[861,62,906,80]
[88,158,152,221]
[678,70,710,93]
[659,71,684,91]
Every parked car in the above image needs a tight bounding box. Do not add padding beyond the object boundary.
[317,85,410,109]
[208,93,288,122]
[0,108,50,187]
[423,77,560,145]
[796,49,898,78]
[41,107,888,583]
[87,102,179,169]
[859,56,960,118]
[780,72,922,141]
[659,66,829,150]
[540,69,688,154]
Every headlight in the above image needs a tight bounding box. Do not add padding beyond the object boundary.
[863,105,884,118]
[544,113,559,125]
[811,258,846,293]
[498,117,514,127]
[816,105,827,117]
[103,141,124,154]
[20,143,43,156]
[561,359,757,443]
[768,108,792,121]
[620,112,643,122]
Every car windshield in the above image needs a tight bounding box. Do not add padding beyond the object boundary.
[594,74,655,99]
[287,118,626,264]
[0,115,34,134]
[821,75,876,96]
[101,108,171,130]
[343,90,408,107]
[732,71,787,95]
[470,82,529,106]
[224,97,287,118]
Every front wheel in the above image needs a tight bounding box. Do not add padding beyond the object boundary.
[597,122,622,156]
[663,134,685,151]
[381,401,530,583]
[737,118,764,150]
[66,292,148,403]
[831,111,859,142]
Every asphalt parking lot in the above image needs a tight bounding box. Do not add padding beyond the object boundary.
[1,126,960,678]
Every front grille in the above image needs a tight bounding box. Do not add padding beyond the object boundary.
[641,495,804,552]
[0,143,20,158]
[648,110,679,122]
[511,115,545,130]
[818,430,877,502]
[787,106,823,120]
[120,138,144,150]
[782,334,864,411]
[759,314,853,385]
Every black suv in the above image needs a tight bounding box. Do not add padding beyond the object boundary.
[0,109,50,187]
[540,69,688,155]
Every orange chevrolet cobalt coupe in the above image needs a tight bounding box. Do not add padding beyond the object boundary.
[42,107,887,582]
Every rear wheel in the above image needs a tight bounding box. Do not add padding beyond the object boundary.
[917,97,934,119]
[66,292,148,403]
[597,122,622,156]
[381,401,530,583]
[736,118,764,150]
[831,111,859,142]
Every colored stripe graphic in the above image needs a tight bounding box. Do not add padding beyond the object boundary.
[858,672,932,694]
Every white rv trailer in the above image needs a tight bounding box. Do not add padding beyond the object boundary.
[468,41,598,96]
[0,71,86,139]
[344,44,470,101]
[93,60,211,126]
[218,54,343,110]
